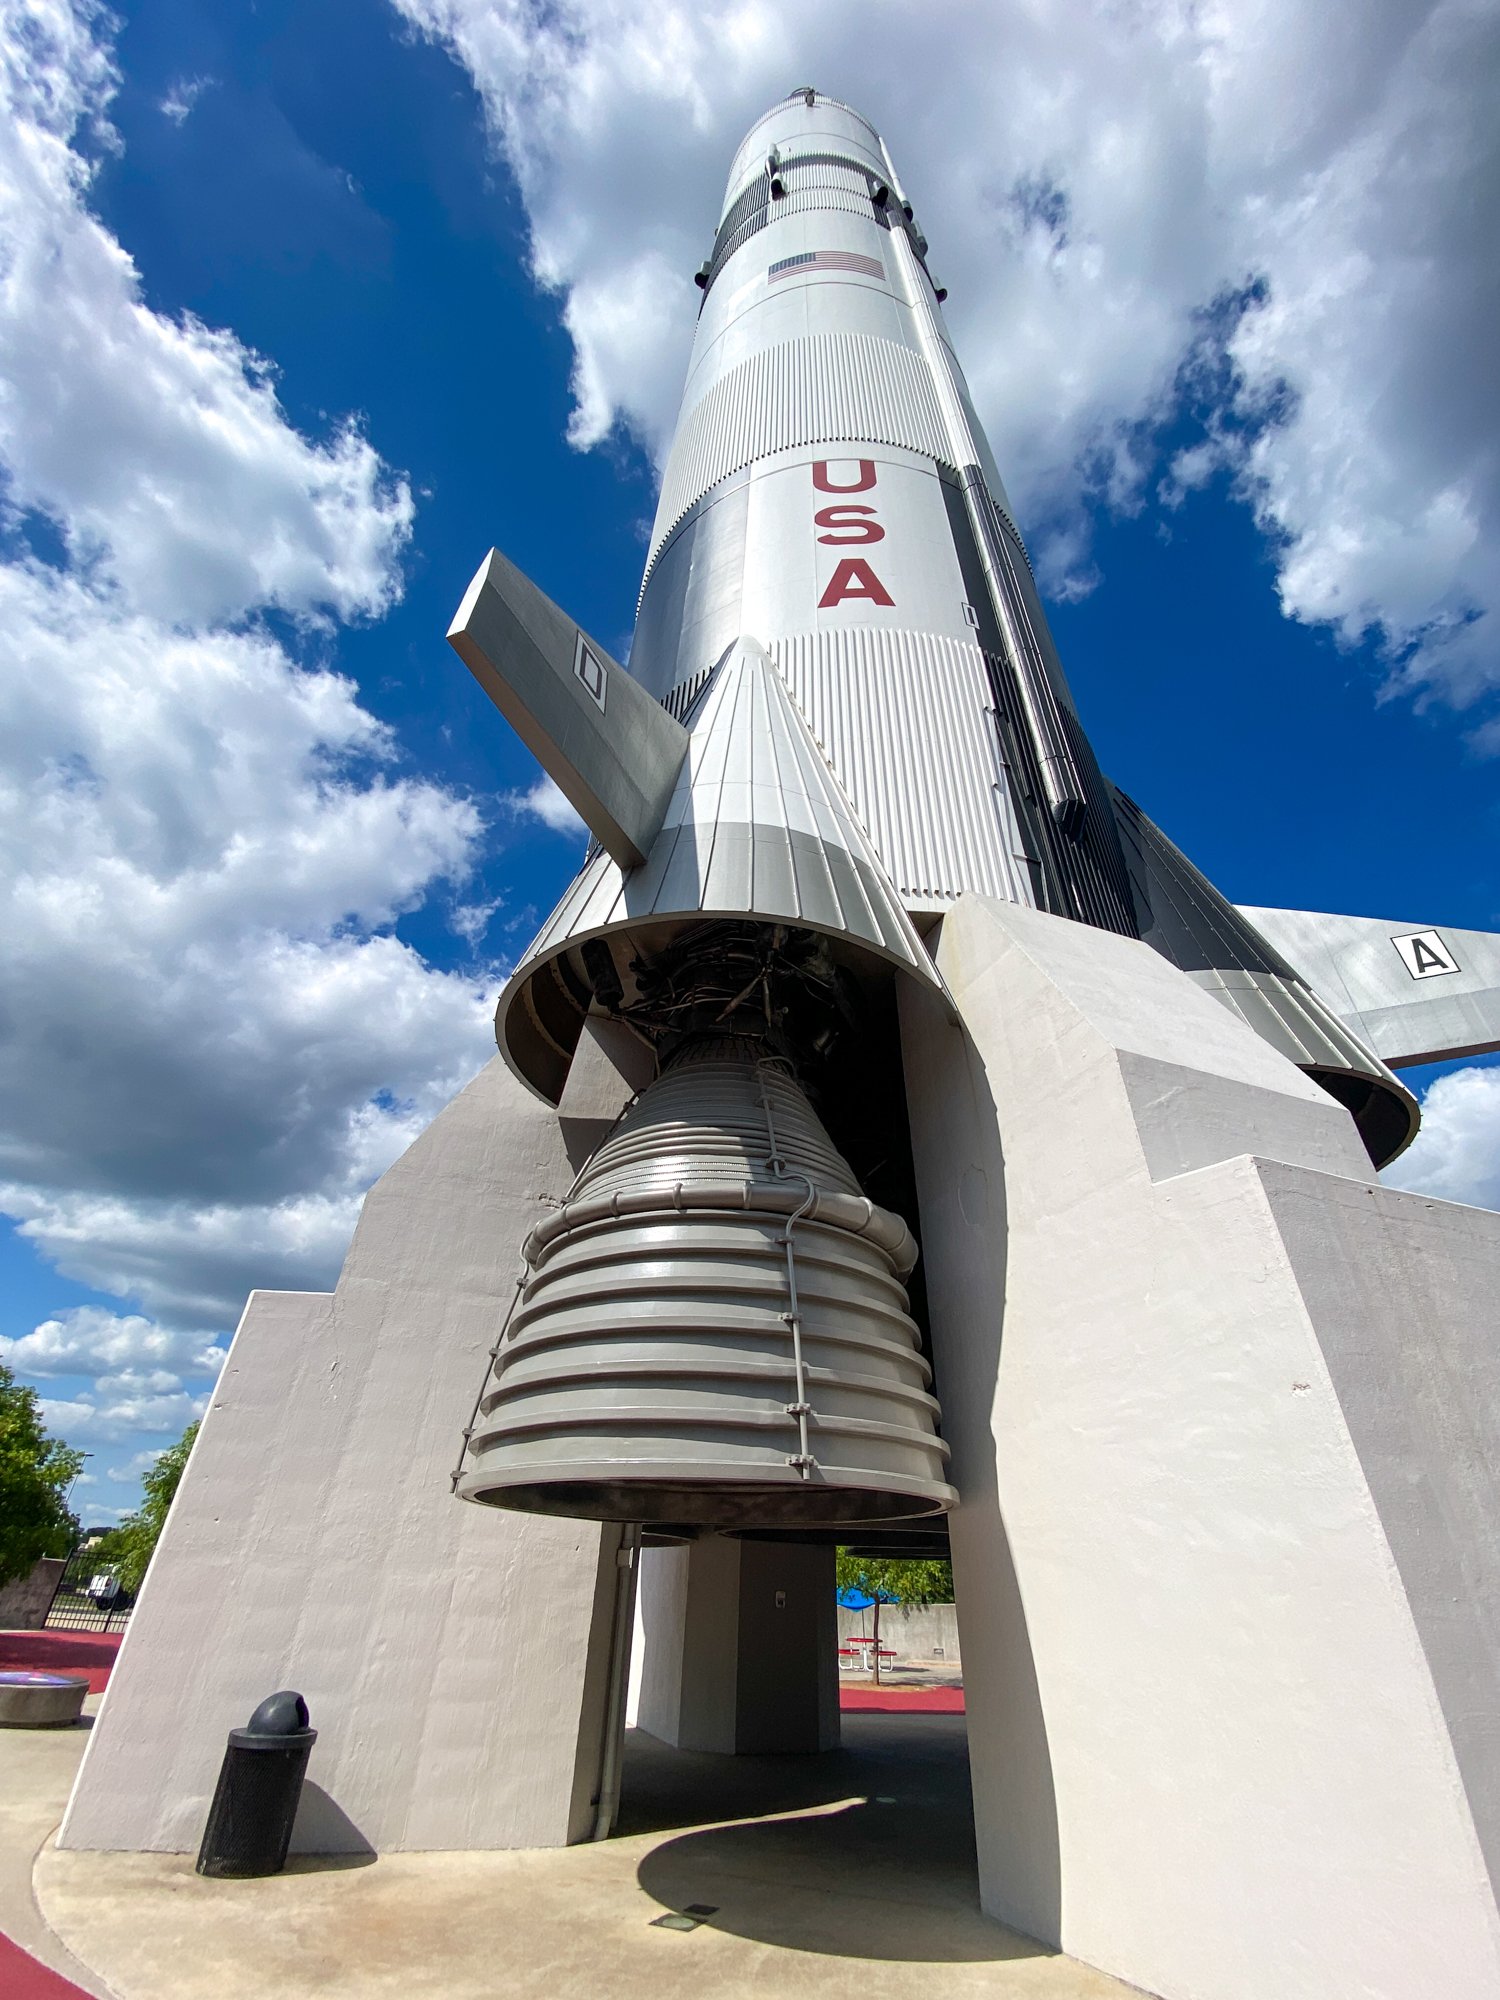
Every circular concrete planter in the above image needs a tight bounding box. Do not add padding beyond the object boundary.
[0,1671,89,1727]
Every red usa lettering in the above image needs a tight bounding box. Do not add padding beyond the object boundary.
[818,558,895,608]
[814,504,884,545]
[812,459,876,493]
[812,462,894,606]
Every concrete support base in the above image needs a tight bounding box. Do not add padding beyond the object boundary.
[632,1536,839,1754]
[59,1058,623,1856]
[900,895,1500,2000]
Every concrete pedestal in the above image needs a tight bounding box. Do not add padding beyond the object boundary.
[0,1674,89,1728]
[900,895,1500,2000]
[631,1536,839,1754]
[59,1058,624,1856]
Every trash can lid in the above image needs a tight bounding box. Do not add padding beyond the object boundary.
[227,1689,317,1746]
[244,1690,310,1735]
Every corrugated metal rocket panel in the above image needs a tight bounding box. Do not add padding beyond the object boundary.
[499,639,947,1094]
[771,629,1036,910]
[513,637,941,969]
[722,96,888,211]
[647,333,954,575]
[689,194,913,399]
[704,159,877,289]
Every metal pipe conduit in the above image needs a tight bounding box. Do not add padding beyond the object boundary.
[591,1523,640,1842]
[960,466,1088,833]
[881,208,1090,836]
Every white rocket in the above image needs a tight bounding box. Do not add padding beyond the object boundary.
[448,89,1500,1533]
[61,100,1500,1979]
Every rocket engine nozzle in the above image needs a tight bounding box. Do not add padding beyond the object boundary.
[456,1035,955,1529]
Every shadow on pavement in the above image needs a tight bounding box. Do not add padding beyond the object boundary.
[287,1783,377,1867]
[624,1711,1048,1964]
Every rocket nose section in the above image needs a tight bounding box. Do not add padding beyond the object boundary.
[722,89,890,211]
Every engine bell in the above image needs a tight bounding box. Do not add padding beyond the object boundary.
[456,1037,956,1529]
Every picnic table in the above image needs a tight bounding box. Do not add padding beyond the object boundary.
[838,1639,898,1673]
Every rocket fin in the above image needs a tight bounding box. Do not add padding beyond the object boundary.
[448,548,687,870]
[1110,788,1418,1166]
[1240,906,1500,1070]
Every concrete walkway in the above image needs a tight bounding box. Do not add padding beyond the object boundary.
[11,1710,1144,1999]
[0,1698,109,1998]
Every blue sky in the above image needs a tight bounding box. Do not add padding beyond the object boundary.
[1,0,1495,1529]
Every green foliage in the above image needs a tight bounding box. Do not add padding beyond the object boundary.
[82,1525,128,1568]
[835,1548,954,1605]
[111,1420,200,1594]
[0,1360,84,1587]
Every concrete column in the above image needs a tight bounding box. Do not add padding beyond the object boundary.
[900,894,1500,2000]
[633,1536,839,1754]
[60,1057,622,1856]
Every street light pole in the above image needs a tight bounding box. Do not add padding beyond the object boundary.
[64,1451,93,1514]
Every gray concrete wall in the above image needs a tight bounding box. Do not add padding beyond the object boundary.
[900,894,1500,2000]
[60,1058,619,1856]
[736,1541,840,1753]
[630,1542,689,1742]
[630,1536,838,1754]
[0,1557,65,1630]
[677,1536,742,1752]
[836,1601,960,1663]
[1262,1165,1500,1898]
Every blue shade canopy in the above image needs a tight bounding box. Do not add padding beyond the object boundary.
[837,1587,875,1609]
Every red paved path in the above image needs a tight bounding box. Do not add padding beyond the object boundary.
[839,1683,964,1712]
[0,1931,97,2000]
[0,1631,121,1695]
[0,1634,967,1711]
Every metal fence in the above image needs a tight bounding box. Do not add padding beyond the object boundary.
[43,1546,134,1632]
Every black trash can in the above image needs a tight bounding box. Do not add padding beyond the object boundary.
[196,1690,317,1878]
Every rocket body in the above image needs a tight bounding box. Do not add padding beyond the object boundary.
[440,90,1500,1528]
[633,93,1123,926]
[460,90,1415,1170]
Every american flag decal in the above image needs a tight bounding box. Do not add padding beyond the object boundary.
[769,251,886,283]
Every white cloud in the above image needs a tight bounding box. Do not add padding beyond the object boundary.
[392,0,1500,717]
[6,1186,391,1328]
[0,562,496,1321]
[105,1446,170,1481]
[450,894,502,945]
[1159,442,1219,512]
[96,1368,184,1396]
[1,3,411,627]
[39,1386,208,1441]
[158,74,211,124]
[6,1305,225,1487]
[0,3,500,1360]
[1382,1064,1500,1212]
[0,1306,226,1380]
[513,772,587,838]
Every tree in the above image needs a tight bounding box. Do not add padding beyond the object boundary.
[112,1420,199,1594]
[81,1524,128,1568]
[835,1549,954,1685]
[0,1360,84,1587]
